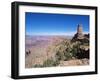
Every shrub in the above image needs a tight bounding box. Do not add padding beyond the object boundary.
[33,64,43,68]
[55,51,65,61]
[55,40,74,61]
[71,42,83,58]
[43,58,59,67]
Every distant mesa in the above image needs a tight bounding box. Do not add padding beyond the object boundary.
[72,24,89,42]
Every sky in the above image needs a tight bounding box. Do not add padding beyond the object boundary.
[25,12,89,36]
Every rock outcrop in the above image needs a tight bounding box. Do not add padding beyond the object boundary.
[72,24,89,42]
[72,24,84,40]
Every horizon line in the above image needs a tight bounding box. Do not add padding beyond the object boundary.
[26,32,89,36]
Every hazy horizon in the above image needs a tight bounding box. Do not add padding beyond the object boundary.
[26,31,89,36]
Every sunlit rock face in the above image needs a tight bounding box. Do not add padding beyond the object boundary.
[77,24,84,39]
[72,24,89,41]
[73,24,84,40]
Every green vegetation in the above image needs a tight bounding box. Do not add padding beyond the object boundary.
[33,38,89,67]
[55,40,74,61]
[43,58,59,67]
[34,64,43,68]
[33,58,60,67]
